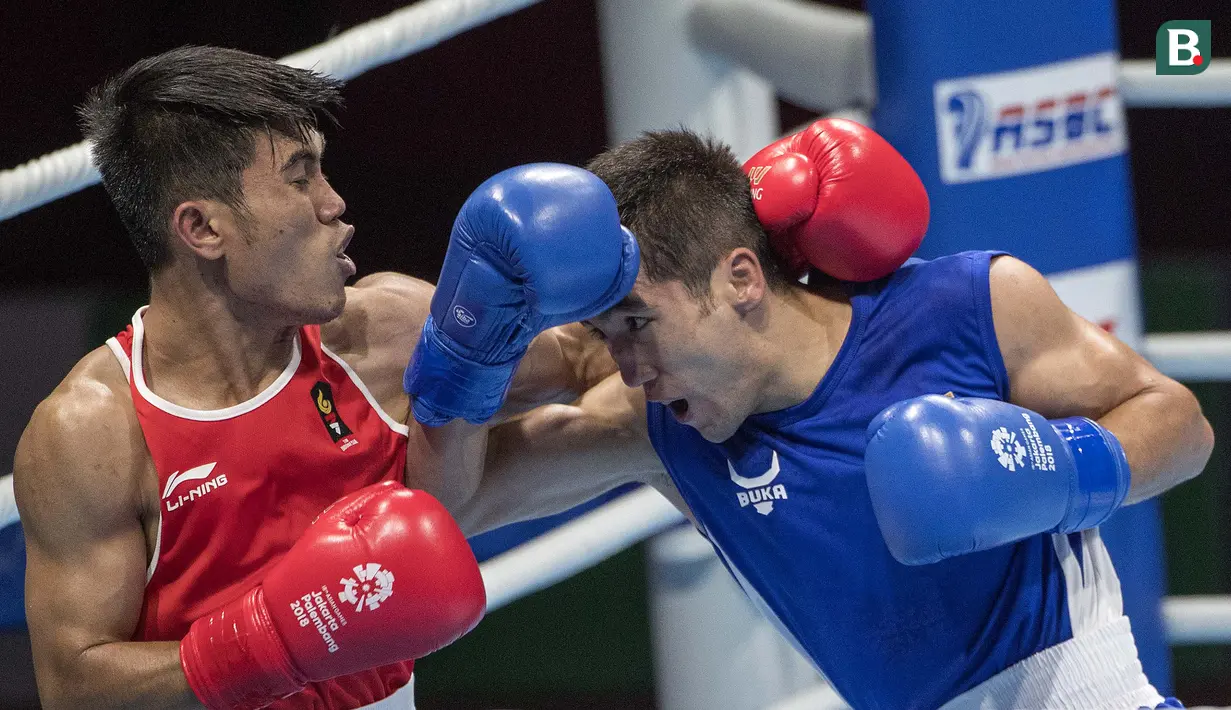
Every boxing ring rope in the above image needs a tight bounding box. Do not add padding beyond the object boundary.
[1143,333,1231,383]
[7,0,1231,221]
[3,466,1229,645]
[470,477,1231,645]
[480,486,683,611]
[0,0,548,221]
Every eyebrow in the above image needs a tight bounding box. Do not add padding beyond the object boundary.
[609,293,649,311]
[581,293,650,327]
[279,136,326,173]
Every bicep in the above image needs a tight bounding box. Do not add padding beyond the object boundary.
[14,402,150,690]
[990,256,1159,418]
[454,374,663,535]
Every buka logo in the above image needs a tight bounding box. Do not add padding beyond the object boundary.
[1156,21,1211,75]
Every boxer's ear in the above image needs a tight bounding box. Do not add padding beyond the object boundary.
[723,248,766,315]
[172,200,227,261]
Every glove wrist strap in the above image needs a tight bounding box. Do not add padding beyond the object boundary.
[180,587,305,710]
[404,317,518,426]
[1050,417,1131,533]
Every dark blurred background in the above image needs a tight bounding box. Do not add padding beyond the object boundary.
[0,1,1228,708]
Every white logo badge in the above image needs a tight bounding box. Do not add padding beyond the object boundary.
[729,450,789,515]
[934,52,1126,184]
[991,427,1028,471]
[162,462,227,512]
[453,305,477,328]
[339,562,395,611]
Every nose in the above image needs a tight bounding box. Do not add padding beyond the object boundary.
[320,182,346,224]
[608,339,656,389]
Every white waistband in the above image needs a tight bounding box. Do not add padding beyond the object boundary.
[940,616,1163,710]
[359,674,415,709]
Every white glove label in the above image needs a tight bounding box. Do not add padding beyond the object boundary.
[290,586,346,653]
[991,414,1058,473]
[339,562,396,612]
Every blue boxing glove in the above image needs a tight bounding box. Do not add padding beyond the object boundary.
[864,395,1131,565]
[405,164,639,426]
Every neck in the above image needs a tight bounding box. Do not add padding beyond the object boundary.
[748,282,852,414]
[141,267,299,409]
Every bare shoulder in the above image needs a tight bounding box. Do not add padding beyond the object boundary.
[318,272,435,423]
[14,346,146,538]
[322,272,433,357]
[987,255,1084,369]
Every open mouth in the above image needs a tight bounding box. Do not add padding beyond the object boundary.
[336,228,356,274]
[667,398,690,420]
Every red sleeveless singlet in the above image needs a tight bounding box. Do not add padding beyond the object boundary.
[107,307,413,709]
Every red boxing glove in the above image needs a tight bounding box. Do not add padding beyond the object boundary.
[743,119,929,282]
[179,481,485,710]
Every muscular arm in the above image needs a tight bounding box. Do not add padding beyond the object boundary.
[15,375,200,709]
[992,256,1215,503]
[452,373,681,536]
[329,273,616,424]
[327,272,619,508]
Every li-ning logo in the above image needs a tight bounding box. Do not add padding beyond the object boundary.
[746,165,772,200]
[339,562,395,611]
[453,305,477,328]
[162,462,227,512]
[728,450,788,515]
[312,382,358,451]
[1156,21,1211,75]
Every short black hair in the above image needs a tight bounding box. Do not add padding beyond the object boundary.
[586,129,787,301]
[79,45,344,271]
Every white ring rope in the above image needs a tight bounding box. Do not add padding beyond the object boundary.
[480,485,685,612]
[0,475,15,529]
[1143,332,1231,383]
[4,468,1231,642]
[1118,59,1231,108]
[0,0,545,222]
[688,0,1231,113]
[1165,595,1231,646]
[8,0,1231,222]
[473,486,1231,644]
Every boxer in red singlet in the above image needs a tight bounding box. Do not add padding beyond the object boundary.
[12,47,610,710]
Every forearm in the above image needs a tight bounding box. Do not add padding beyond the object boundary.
[405,419,488,513]
[453,402,659,536]
[42,640,200,710]
[1096,382,1214,503]
[501,325,617,417]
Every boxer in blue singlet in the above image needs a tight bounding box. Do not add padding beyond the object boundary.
[442,125,1213,710]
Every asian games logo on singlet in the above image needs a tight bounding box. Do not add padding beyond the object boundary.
[728,450,789,515]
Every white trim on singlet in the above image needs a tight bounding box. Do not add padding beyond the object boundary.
[105,337,131,380]
[104,333,163,584]
[146,515,162,583]
[320,344,411,437]
[128,306,301,421]
[1053,527,1124,636]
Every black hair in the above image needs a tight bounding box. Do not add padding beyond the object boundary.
[79,45,344,271]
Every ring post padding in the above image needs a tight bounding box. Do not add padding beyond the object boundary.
[866,0,1170,691]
